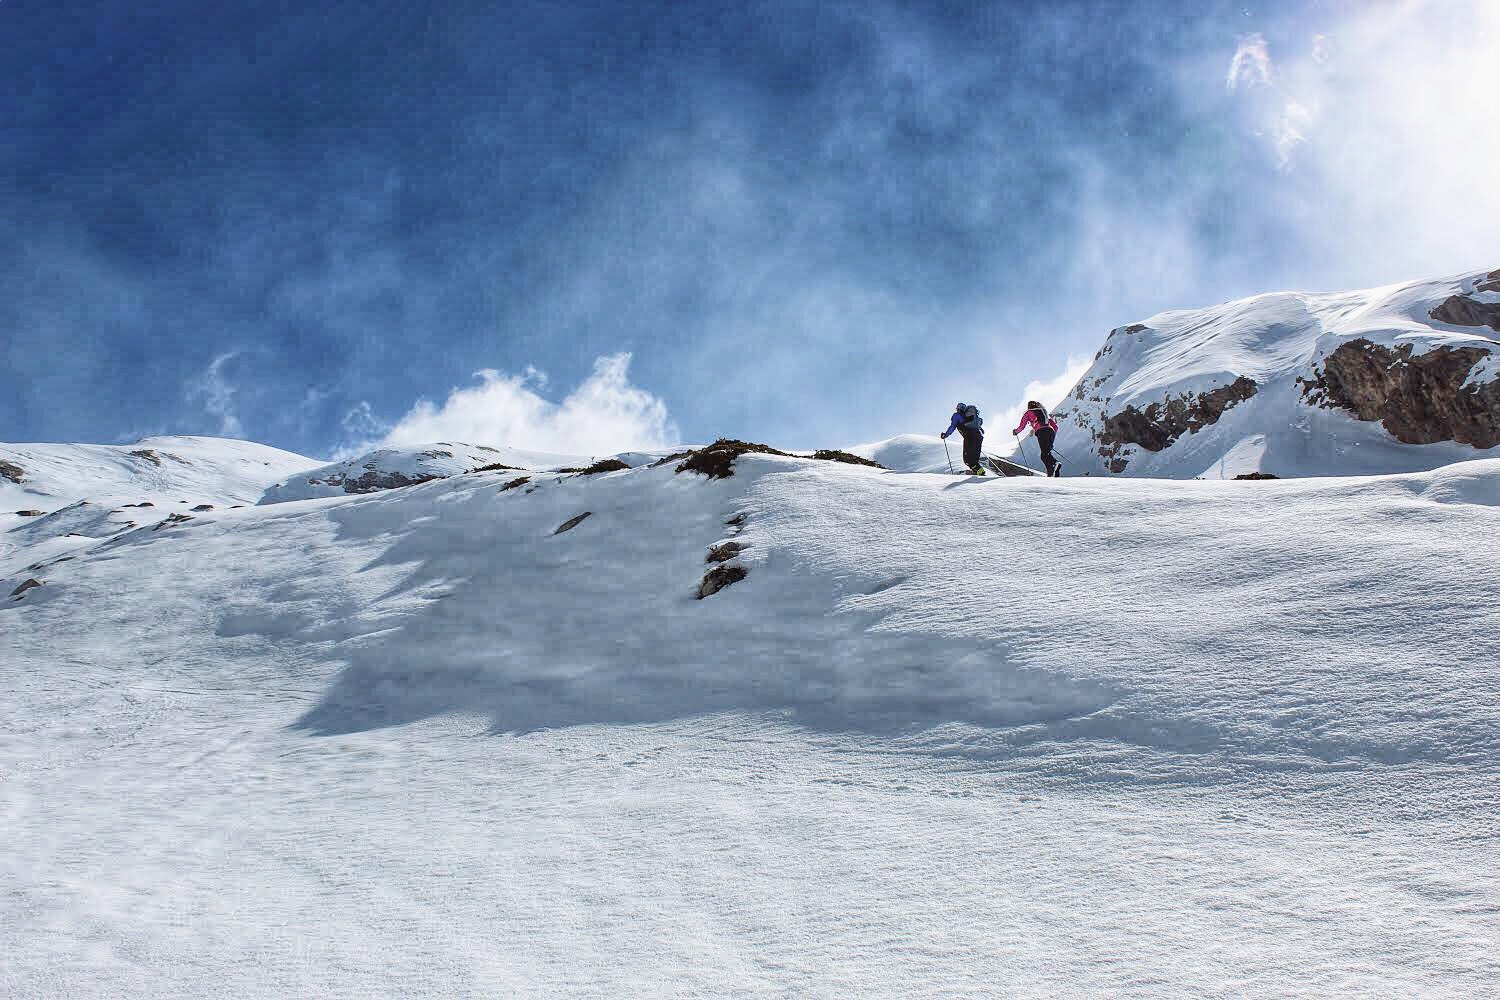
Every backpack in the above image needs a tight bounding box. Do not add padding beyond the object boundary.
[961,404,982,431]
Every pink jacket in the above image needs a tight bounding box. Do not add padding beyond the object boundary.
[1013,409,1058,435]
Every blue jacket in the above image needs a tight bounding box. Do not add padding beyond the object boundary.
[942,410,982,439]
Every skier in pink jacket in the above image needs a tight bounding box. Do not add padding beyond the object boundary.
[1013,400,1061,477]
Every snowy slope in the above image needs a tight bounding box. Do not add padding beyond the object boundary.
[0,436,319,574]
[259,442,671,504]
[4,448,1499,997]
[0,435,317,510]
[1053,267,1500,478]
[848,432,1041,475]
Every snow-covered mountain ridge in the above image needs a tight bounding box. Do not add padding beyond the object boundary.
[4,437,1499,996]
[1054,266,1500,478]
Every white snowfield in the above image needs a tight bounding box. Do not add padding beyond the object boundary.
[0,436,320,577]
[1054,268,1500,479]
[4,444,1499,998]
[259,442,610,504]
[0,435,317,512]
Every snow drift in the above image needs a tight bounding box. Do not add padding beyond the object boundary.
[4,438,1499,997]
[1054,266,1500,478]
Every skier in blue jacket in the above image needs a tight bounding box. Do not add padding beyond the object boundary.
[941,403,986,475]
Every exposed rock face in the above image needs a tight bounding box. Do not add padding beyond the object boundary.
[1096,377,1258,472]
[553,512,593,535]
[1301,339,1500,447]
[0,460,24,483]
[1429,269,1500,332]
[706,541,744,563]
[697,564,747,599]
[810,450,885,469]
[10,578,43,599]
[314,470,441,495]
[1430,297,1500,332]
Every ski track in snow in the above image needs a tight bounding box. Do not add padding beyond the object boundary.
[3,455,1500,997]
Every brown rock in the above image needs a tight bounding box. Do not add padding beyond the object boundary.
[706,541,744,563]
[10,578,42,598]
[811,450,886,469]
[676,440,793,479]
[553,512,593,535]
[573,458,631,475]
[696,564,747,599]
[1429,294,1500,333]
[1096,377,1258,468]
[1301,339,1500,447]
[313,471,442,494]
[0,460,23,484]
[15,509,45,517]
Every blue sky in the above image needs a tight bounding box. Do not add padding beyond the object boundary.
[3,0,1497,458]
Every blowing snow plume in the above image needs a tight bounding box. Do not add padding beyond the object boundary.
[369,353,677,457]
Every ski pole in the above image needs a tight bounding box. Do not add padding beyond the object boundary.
[943,438,955,473]
[1018,436,1041,476]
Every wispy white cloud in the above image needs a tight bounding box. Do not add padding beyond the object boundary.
[372,353,677,457]
[186,352,245,438]
[1226,33,1273,91]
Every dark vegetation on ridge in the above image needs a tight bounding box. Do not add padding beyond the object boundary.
[675,439,888,479]
[811,449,884,468]
[557,458,632,475]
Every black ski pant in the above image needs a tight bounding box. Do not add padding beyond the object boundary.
[960,427,983,470]
[1035,426,1058,476]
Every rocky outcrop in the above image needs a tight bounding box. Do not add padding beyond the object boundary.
[553,512,593,535]
[0,460,24,484]
[696,564,747,599]
[1429,269,1500,332]
[706,541,744,563]
[1095,377,1258,472]
[1300,339,1500,447]
[312,470,441,495]
[10,578,43,599]
[810,450,885,469]
[559,459,631,475]
[675,439,889,480]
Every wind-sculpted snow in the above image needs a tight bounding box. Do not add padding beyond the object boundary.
[1054,267,1500,478]
[288,464,1107,736]
[4,454,1500,996]
[257,441,594,504]
[0,435,317,512]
